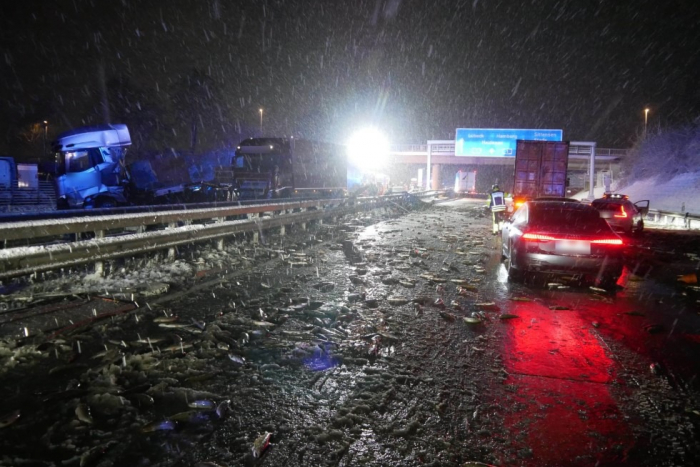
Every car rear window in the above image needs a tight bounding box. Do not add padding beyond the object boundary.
[529,208,611,233]
[591,200,623,211]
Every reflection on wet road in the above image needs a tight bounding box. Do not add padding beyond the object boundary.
[488,243,699,466]
[1,198,698,466]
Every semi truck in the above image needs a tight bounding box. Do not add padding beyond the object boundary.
[229,138,347,199]
[53,124,224,209]
[454,169,476,195]
[509,139,570,212]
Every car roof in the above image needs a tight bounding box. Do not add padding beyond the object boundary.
[534,197,580,202]
[528,200,592,210]
[592,197,630,204]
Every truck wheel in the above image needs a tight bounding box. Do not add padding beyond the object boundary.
[57,199,70,210]
[94,197,117,209]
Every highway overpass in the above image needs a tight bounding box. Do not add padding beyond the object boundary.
[387,141,628,194]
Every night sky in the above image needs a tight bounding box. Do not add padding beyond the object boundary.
[1,0,699,159]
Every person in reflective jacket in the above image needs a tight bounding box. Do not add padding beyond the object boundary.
[487,184,507,235]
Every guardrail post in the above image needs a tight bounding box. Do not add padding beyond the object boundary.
[168,223,177,260]
[216,217,225,250]
[94,230,105,276]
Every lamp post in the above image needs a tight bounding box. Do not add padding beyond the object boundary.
[259,108,263,135]
[644,108,650,135]
[42,120,48,161]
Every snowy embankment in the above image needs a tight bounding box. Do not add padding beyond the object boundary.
[573,171,700,216]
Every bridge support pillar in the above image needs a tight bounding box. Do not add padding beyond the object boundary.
[431,164,441,190]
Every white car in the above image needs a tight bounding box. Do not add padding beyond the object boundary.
[591,194,649,234]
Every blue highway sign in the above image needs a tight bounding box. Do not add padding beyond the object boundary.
[455,128,563,157]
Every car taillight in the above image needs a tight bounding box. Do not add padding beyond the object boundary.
[614,206,628,218]
[522,233,556,242]
[523,233,623,246]
[590,238,623,245]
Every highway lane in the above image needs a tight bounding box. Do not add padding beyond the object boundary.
[0,197,698,466]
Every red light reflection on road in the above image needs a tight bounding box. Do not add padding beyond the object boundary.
[504,301,616,383]
[498,300,636,466]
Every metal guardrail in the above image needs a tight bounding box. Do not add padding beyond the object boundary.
[0,191,446,280]
[0,195,345,223]
[0,198,342,242]
[646,208,700,230]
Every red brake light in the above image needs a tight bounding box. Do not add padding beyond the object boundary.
[590,238,623,245]
[523,233,623,246]
[614,205,628,218]
[522,233,556,242]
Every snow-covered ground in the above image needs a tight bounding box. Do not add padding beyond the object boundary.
[572,171,700,216]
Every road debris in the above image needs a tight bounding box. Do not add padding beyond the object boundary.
[498,313,519,320]
[0,409,21,429]
[252,432,272,458]
[677,273,697,284]
[463,315,483,325]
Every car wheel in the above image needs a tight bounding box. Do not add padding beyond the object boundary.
[506,241,522,282]
[634,219,644,234]
[596,275,619,292]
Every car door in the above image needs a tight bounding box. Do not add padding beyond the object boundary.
[634,200,650,216]
[503,204,528,257]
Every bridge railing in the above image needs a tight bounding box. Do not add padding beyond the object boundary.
[390,144,428,153]
[390,144,629,158]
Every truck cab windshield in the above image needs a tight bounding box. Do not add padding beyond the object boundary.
[234,154,277,173]
[57,147,123,175]
[234,154,291,173]
[58,148,100,175]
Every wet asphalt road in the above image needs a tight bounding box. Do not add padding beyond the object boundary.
[0,198,699,467]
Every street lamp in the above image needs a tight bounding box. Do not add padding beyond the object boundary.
[259,108,263,135]
[644,108,650,135]
[43,120,48,159]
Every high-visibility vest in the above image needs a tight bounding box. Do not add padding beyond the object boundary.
[490,191,506,212]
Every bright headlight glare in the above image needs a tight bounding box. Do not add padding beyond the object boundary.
[347,128,389,168]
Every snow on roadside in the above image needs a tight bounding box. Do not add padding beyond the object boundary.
[573,171,700,216]
[0,244,237,302]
